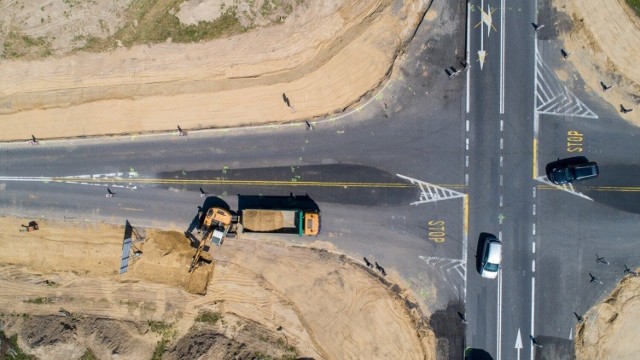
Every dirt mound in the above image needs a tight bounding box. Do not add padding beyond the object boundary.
[242,210,284,232]
[186,264,214,295]
[167,317,295,360]
[555,0,640,126]
[1,314,155,360]
[575,270,640,359]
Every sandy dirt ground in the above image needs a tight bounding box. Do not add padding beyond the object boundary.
[0,216,435,359]
[554,0,640,126]
[0,0,429,142]
[575,269,640,359]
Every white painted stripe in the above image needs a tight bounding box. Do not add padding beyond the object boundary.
[465,173,469,186]
[499,174,503,186]
[500,0,506,114]
[532,204,536,216]
[497,260,504,360]
[532,260,535,272]
[498,231,502,240]
[466,138,469,150]
[532,186,536,198]
[500,138,504,149]
[466,120,470,132]
[0,176,53,182]
[466,1,471,114]
[531,277,536,360]
[499,195,503,207]
[466,155,469,167]
[500,119,504,132]
[500,156,503,167]
[532,223,536,235]
[532,242,536,253]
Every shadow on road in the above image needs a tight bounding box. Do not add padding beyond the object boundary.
[581,164,640,214]
[429,301,466,359]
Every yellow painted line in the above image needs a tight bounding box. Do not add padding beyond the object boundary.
[532,137,538,179]
[463,195,469,237]
[537,185,640,192]
[53,177,468,189]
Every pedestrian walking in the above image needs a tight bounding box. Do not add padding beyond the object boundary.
[530,335,543,348]
[458,312,468,324]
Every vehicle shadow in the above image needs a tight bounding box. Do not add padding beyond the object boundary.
[581,164,640,214]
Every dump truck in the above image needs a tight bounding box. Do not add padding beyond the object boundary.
[239,209,320,236]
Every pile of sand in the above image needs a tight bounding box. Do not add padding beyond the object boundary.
[241,210,284,232]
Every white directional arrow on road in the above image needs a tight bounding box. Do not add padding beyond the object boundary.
[515,329,523,360]
[475,2,497,70]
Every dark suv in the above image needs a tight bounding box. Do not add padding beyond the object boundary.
[546,157,599,185]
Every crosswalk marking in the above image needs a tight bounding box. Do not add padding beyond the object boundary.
[535,176,593,200]
[397,174,466,205]
[535,52,597,119]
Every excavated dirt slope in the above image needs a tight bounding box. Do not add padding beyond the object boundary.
[0,0,429,141]
[0,216,435,359]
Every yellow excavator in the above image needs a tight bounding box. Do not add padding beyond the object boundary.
[189,207,233,273]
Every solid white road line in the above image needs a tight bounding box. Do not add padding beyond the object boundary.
[531,277,536,360]
[466,1,471,114]
[500,0,506,114]
[497,269,503,360]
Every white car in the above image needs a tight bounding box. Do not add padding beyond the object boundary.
[480,236,502,279]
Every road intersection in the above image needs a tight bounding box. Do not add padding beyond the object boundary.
[1,1,640,359]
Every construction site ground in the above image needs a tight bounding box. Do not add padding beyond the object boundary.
[0,216,435,359]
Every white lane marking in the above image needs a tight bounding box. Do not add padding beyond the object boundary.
[462,196,469,303]
[466,155,469,167]
[532,223,536,235]
[500,119,504,132]
[466,1,471,114]
[532,204,536,216]
[500,138,504,149]
[532,242,536,254]
[499,195,503,207]
[498,231,502,241]
[466,119,470,132]
[532,260,535,272]
[532,186,536,198]
[465,173,469,186]
[500,156,503,167]
[466,138,469,150]
[531,277,536,360]
[500,174,503,186]
[0,176,53,182]
[497,265,504,360]
[500,0,505,114]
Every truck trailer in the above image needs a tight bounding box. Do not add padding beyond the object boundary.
[239,209,320,236]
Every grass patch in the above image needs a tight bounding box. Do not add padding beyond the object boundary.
[2,30,52,59]
[194,311,221,325]
[2,332,37,360]
[627,0,640,18]
[78,348,98,360]
[79,0,247,53]
[150,338,169,360]
[23,297,53,305]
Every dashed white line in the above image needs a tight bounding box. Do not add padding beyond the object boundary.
[532,186,537,198]
[466,155,469,167]
[532,242,536,254]
[466,138,469,150]
[500,138,504,150]
[499,195,503,207]
[500,156,503,167]
[500,174,503,186]
[465,1,471,114]
[532,223,536,235]
[465,173,469,186]
[466,120,470,132]
[532,260,536,272]
[532,204,536,216]
[498,231,502,240]
[500,119,504,132]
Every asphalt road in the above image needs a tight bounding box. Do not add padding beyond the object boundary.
[2,1,640,360]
